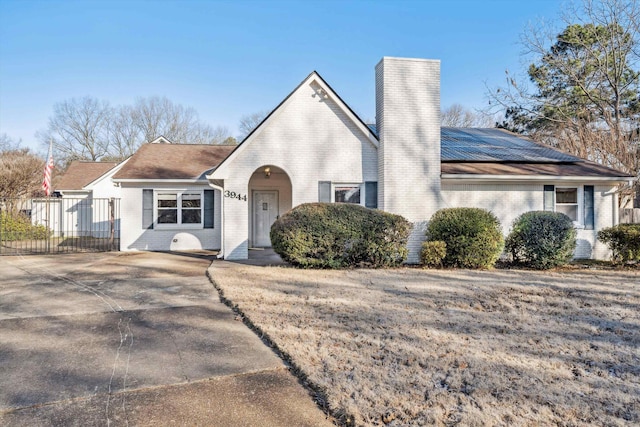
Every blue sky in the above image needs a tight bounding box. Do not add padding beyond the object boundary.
[0,0,564,153]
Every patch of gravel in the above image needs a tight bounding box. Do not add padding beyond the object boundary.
[210,264,640,426]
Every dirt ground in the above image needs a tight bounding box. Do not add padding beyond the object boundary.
[211,263,640,426]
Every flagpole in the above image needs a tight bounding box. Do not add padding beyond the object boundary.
[46,187,50,253]
[43,140,54,253]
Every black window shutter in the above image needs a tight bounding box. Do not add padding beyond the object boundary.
[543,185,554,211]
[584,185,594,230]
[365,181,378,208]
[142,189,153,229]
[318,181,331,203]
[204,190,214,229]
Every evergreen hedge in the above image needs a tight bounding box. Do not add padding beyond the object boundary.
[420,240,447,268]
[506,211,576,269]
[598,224,640,263]
[270,203,411,268]
[425,208,504,269]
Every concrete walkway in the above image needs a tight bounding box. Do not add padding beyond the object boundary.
[0,251,331,426]
[239,248,287,266]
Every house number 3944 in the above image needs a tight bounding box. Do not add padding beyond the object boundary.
[224,191,247,201]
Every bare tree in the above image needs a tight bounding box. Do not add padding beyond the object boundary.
[109,105,141,159]
[238,110,269,140]
[129,96,236,146]
[38,96,112,162]
[195,125,236,145]
[442,104,495,127]
[39,96,235,163]
[0,133,21,151]
[0,148,44,201]
[132,96,201,143]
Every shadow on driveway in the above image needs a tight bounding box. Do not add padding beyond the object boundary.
[0,251,332,426]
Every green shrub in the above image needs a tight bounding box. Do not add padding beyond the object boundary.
[506,211,576,269]
[270,203,411,268]
[420,240,447,268]
[1,211,51,241]
[598,224,640,263]
[426,208,504,269]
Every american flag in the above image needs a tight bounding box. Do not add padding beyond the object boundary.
[42,140,54,196]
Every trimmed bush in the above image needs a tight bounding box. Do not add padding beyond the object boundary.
[426,208,504,269]
[506,211,576,269]
[1,211,51,241]
[270,203,411,268]
[420,240,447,268]
[598,224,640,263]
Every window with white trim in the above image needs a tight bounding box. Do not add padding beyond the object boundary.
[334,184,362,204]
[555,187,578,221]
[544,185,594,228]
[156,191,203,226]
[318,181,377,208]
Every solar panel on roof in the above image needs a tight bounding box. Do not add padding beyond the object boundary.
[368,126,582,163]
[441,128,582,162]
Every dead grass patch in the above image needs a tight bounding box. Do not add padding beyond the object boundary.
[211,264,640,426]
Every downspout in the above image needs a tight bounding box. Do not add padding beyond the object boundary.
[208,182,225,259]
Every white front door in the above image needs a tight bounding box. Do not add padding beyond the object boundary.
[252,191,278,247]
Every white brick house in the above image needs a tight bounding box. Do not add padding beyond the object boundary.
[113,138,233,251]
[113,57,634,261]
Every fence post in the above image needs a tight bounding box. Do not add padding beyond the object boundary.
[45,197,50,253]
[109,198,115,251]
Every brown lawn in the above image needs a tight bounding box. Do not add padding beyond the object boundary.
[210,263,640,426]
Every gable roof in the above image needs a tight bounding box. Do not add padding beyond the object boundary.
[112,143,236,181]
[57,161,119,190]
[149,136,172,144]
[209,70,378,178]
[244,71,376,146]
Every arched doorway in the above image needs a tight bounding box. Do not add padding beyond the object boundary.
[248,165,292,247]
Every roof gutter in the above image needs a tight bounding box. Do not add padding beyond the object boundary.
[111,178,205,184]
[441,174,634,183]
[56,190,91,197]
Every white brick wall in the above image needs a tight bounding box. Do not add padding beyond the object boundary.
[90,173,121,200]
[119,183,222,251]
[376,57,443,263]
[211,75,378,260]
[441,181,618,260]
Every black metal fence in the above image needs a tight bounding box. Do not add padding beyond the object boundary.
[0,197,120,255]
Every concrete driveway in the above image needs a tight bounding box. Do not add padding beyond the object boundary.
[0,251,332,426]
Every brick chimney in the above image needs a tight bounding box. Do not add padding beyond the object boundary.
[375,57,442,262]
